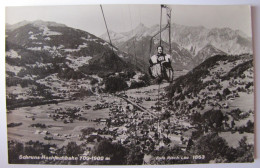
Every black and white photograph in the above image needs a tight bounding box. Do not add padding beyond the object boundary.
[5,4,255,165]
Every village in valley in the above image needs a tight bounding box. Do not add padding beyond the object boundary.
[7,54,255,164]
[5,5,254,164]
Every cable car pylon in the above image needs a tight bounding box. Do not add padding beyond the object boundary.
[150,4,172,143]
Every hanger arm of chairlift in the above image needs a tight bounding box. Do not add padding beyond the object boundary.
[149,24,169,56]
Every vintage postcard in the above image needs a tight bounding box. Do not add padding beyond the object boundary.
[5,4,254,165]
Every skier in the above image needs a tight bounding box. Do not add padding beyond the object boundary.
[149,46,174,83]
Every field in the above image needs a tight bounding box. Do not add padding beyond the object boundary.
[7,96,115,147]
[219,132,254,148]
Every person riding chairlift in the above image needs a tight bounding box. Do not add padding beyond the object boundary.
[149,46,174,83]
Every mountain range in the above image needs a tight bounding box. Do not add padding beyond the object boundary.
[5,19,253,77]
[100,23,252,70]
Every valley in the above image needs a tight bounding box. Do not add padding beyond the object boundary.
[5,20,254,165]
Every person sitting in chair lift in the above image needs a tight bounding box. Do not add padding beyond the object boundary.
[149,46,174,83]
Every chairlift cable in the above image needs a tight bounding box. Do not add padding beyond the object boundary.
[157,5,164,112]
[160,6,163,46]
[167,6,172,55]
[100,5,114,53]
[138,6,146,73]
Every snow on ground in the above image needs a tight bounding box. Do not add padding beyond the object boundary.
[100,42,109,46]
[43,46,51,50]
[57,45,64,49]
[40,26,62,36]
[131,72,143,82]
[63,43,89,53]
[42,46,63,57]
[118,54,124,58]
[6,50,21,59]
[90,75,103,83]
[66,55,92,70]
[80,35,94,41]
[22,75,36,80]
[27,47,42,51]
[63,49,80,52]
[28,26,62,41]
[81,37,98,42]
[33,42,42,45]
[125,72,143,87]
[244,68,254,77]
[202,75,212,83]
[25,62,53,68]
[37,73,59,85]
[78,43,88,49]
[6,63,23,75]
[29,34,37,40]
[81,37,88,41]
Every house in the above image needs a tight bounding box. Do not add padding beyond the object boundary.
[41,130,49,135]
[91,132,98,136]
[159,141,165,147]
[34,130,41,134]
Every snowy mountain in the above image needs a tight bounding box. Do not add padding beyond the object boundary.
[192,44,226,67]
[5,20,148,109]
[153,23,252,56]
[6,20,109,57]
[100,30,128,46]
[100,23,252,70]
[125,23,149,40]
[101,23,252,56]
[5,20,134,73]
[100,23,149,45]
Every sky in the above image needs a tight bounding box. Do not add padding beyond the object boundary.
[5,4,252,37]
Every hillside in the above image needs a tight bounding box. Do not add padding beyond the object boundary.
[6,20,120,58]
[79,51,135,76]
[5,20,148,109]
[167,54,253,99]
[166,53,254,127]
[164,54,254,158]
